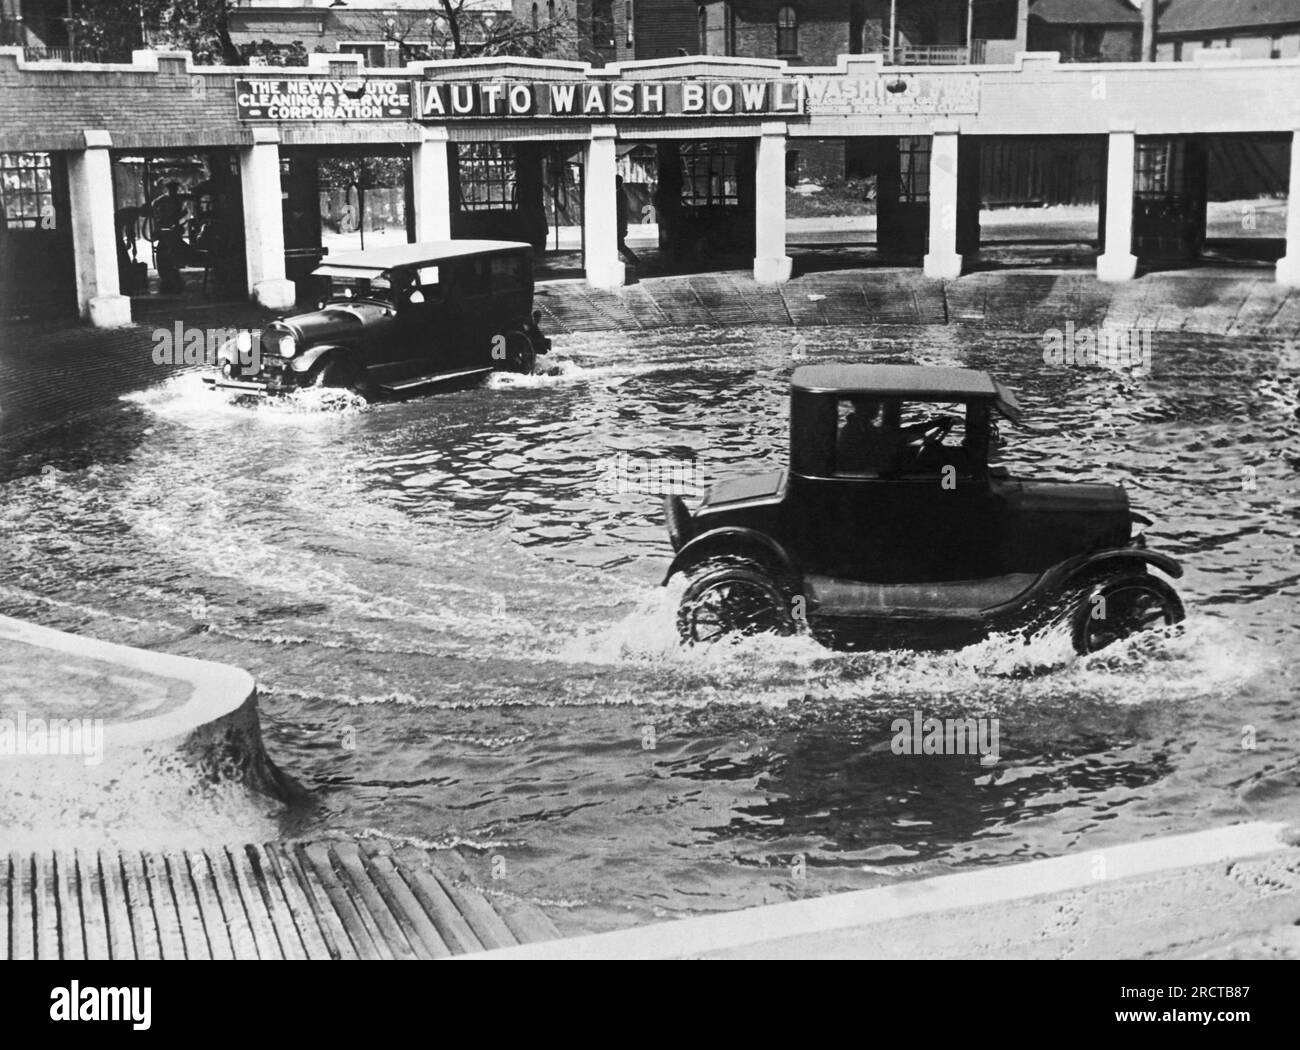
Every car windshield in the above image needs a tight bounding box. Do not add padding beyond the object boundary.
[327,273,394,303]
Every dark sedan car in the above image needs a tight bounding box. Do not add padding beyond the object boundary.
[207,240,550,397]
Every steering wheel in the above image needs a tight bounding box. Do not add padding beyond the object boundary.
[902,415,956,472]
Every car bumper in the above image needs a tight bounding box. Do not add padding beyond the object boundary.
[202,373,296,395]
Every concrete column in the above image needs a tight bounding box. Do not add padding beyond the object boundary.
[412,125,452,243]
[239,128,296,310]
[923,123,963,280]
[1098,126,1139,283]
[66,130,131,327]
[583,124,624,289]
[1276,130,1300,288]
[754,122,793,283]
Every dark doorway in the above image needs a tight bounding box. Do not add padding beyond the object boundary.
[0,150,74,319]
[280,144,414,302]
[110,149,246,307]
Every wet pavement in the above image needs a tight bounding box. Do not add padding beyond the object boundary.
[1,298,1297,936]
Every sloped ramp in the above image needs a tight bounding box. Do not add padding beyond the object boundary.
[3,839,560,960]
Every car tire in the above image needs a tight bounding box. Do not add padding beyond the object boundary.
[676,557,796,645]
[502,330,536,375]
[311,355,372,398]
[1070,574,1185,655]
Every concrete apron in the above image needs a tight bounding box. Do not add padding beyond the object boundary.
[474,822,1300,960]
[0,614,301,848]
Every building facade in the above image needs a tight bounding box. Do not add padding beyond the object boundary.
[2,46,1298,328]
[1155,0,1300,61]
[1028,0,1141,63]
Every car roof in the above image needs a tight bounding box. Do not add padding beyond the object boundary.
[792,364,1022,422]
[313,239,531,276]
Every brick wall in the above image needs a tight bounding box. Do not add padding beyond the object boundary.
[727,0,853,65]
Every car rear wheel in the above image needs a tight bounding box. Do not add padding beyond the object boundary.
[676,558,796,645]
[502,330,536,375]
[1071,574,1185,655]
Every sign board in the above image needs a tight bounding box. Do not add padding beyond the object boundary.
[414,80,802,119]
[798,74,980,116]
[236,79,413,121]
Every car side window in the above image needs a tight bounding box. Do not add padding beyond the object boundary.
[896,400,972,477]
[834,397,902,477]
[490,254,524,294]
[414,264,443,302]
[461,257,491,297]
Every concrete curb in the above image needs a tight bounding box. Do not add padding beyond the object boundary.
[472,822,1300,959]
[0,613,301,804]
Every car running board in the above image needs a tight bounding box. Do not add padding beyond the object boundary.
[379,367,494,394]
[804,573,1041,619]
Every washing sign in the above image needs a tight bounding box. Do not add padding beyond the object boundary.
[236,79,413,121]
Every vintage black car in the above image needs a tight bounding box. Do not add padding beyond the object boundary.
[664,364,1186,654]
[207,240,550,396]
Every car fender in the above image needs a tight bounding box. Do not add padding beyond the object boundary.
[1062,547,1184,586]
[662,528,795,585]
[288,343,348,374]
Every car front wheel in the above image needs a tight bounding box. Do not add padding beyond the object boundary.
[676,557,796,645]
[1070,574,1185,655]
[309,355,372,398]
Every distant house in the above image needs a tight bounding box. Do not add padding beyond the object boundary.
[1155,0,1300,61]
[1027,0,1142,63]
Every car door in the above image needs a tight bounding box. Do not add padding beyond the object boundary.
[799,398,999,583]
[455,255,493,368]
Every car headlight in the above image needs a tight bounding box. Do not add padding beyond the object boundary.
[278,334,296,358]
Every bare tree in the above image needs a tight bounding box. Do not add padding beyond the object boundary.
[362,3,577,62]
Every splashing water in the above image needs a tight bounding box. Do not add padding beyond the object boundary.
[2,324,1297,934]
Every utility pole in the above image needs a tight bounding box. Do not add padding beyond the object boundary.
[889,0,896,60]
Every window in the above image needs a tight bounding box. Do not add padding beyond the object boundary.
[1081,27,1103,60]
[1270,36,1283,59]
[461,257,491,296]
[835,399,971,478]
[785,150,800,187]
[490,254,526,293]
[0,152,54,229]
[777,6,798,56]
[1172,40,1183,61]
[723,2,735,55]
[699,6,708,53]
[547,0,555,19]
[626,0,634,46]
[456,143,517,211]
[898,136,930,203]
[680,143,739,207]
[592,0,614,48]
[531,2,538,30]
[338,42,386,67]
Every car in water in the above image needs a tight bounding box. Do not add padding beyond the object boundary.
[663,364,1185,654]
[206,240,550,397]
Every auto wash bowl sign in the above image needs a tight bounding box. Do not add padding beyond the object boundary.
[414,79,802,119]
